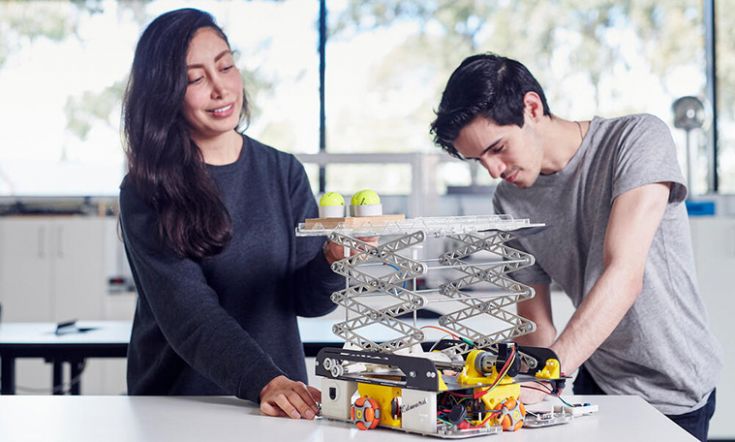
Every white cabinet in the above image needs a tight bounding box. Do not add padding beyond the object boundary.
[689,217,735,439]
[0,218,54,321]
[52,219,108,321]
[0,216,127,395]
[0,217,107,322]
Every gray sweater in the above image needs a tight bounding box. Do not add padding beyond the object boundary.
[120,135,342,402]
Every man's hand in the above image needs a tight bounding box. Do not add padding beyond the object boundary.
[520,382,548,405]
[519,380,563,405]
[259,375,320,420]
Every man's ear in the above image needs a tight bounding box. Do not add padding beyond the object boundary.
[523,91,544,120]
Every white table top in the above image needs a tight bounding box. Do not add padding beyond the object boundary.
[0,395,694,442]
[0,318,443,345]
[0,321,132,345]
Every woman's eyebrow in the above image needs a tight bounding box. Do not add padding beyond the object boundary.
[187,50,232,69]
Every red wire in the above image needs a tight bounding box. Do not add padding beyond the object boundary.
[478,410,502,427]
[473,346,516,399]
[420,325,460,340]
[447,391,475,398]
[442,346,519,428]
[468,346,518,427]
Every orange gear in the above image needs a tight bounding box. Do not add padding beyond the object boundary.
[494,397,526,432]
[351,396,381,430]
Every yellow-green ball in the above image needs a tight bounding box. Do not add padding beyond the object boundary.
[351,189,381,206]
[319,192,345,207]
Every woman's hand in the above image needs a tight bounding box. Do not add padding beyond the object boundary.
[259,375,321,419]
[323,240,346,265]
[323,237,379,265]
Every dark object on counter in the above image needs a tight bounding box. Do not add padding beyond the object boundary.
[0,201,85,216]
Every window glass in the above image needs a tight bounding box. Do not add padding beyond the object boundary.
[326,1,705,193]
[716,0,735,192]
[0,1,710,197]
[326,163,411,195]
[0,0,318,196]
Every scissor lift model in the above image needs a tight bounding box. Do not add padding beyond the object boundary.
[297,215,579,438]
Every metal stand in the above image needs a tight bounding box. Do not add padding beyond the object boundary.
[297,215,545,357]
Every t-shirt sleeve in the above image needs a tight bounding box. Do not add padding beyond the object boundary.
[286,156,344,317]
[492,189,551,286]
[611,114,687,204]
[119,184,284,402]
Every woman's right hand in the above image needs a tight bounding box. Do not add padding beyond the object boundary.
[323,237,380,264]
[259,375,321,419]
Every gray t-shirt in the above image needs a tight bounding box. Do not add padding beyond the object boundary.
[493,114,722,415]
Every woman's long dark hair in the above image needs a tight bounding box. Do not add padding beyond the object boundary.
[123,8,249,259]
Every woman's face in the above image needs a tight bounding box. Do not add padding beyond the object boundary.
[182,27,243,141]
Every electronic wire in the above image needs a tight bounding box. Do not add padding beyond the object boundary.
[437,346,519,429]
[420,325,460,340]
[383,263,408,288]
[521,382,575,408]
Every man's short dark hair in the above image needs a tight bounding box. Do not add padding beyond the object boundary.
[430,53,551,158]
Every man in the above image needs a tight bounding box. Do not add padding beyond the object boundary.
[430,53,721,441]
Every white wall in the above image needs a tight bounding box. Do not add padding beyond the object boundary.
[689,217,735,439]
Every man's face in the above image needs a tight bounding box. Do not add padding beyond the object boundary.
[453,115,544,188]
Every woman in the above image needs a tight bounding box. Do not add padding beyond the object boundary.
[120,8,345,420]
